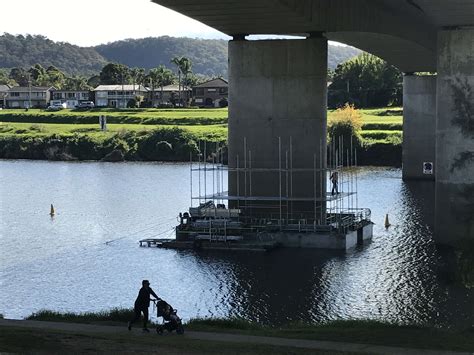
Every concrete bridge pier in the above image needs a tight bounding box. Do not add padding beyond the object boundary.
[402,74,437,181]
[435,28,474,245]
[228,37,328,220]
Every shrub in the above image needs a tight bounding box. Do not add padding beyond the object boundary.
[328,103,363,152]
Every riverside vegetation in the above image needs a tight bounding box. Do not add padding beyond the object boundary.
[0,106,402,165]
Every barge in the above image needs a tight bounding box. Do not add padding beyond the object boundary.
[140,139,373,251]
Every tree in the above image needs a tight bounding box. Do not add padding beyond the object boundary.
[0,69,16,86]
[171,56,193,106]
[130,67,145,88]
[64,76,91,91]
[9,67,29,86]
[87,75,101,88]
[179,57,192,107]
[328,53,402,108]
[170,56,183,104]
[99,63,131,85]
[148,65,175,106]
[46,66,66,89]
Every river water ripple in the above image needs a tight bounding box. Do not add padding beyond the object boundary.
[0,160,472,327]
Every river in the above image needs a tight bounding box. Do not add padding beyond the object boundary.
[0,160,472,327]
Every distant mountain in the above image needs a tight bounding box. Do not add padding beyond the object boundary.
[0,33,360,77]
[0,33,107,75]
[95,36,228,77]
[95,37,361,75]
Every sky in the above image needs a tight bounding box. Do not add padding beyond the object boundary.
[0,0,343,47]
[0,0,230,46]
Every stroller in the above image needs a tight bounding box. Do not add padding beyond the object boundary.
[153,299,184,335]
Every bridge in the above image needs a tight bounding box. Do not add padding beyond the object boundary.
[152,0,474,245]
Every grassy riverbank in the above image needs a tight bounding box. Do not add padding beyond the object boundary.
[0,107,402,164]
[21,310,474,352]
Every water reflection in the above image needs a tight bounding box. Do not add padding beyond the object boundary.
[0,161,472,328]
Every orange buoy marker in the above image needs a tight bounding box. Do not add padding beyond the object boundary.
[384,213,391,228]
[50,204,55,216]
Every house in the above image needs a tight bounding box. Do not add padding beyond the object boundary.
[94,85,148,108]
[0,84,10,108]
[50,90,91,108]
[192,78,228,107]
[149,84,192,107]
[6,86,54,108]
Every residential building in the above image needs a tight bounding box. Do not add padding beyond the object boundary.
[50,90,91,108]
[0,84,10,108]
[192,78,228,107]
[6,86,54,108]
[149,84,192,107]
[94,85,148,108]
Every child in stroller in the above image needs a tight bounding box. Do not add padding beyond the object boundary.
[154,299,184,335]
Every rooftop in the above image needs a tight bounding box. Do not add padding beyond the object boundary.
[8,86,55,92]
[194,78,228,88]
[94,85,148,91]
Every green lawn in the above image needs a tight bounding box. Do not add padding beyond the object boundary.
[0,108,229,125]
[0,107,402,162]
[0,122,227,142]
[0,107,401,124]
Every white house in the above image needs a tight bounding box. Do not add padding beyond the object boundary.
[94,85,148,108]
[50,90,91,108]
[6,86,55,108]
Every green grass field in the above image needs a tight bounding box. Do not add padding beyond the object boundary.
[0,122,228,142]
[0,107,402,136]
[0,107,402,163]
[0,108,229,125]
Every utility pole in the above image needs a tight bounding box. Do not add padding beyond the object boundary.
[121,72,124,109]
[28,73,32,109]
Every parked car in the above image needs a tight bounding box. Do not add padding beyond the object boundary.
[46,103,65,111]
[77,101,95,109]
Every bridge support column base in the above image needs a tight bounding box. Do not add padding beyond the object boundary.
[435,28,474,245]
[228,38,328,219]
[402,74,436,180]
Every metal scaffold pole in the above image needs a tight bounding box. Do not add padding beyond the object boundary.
[320,138,323,224]
[204,142,207,202]
[286,149,289,222]
[190,152,193,207]
[244,137,247,200]
[313,153,317,224]
[198,141,201,205]
[278,136,282,228]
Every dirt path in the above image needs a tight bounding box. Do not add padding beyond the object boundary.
[0,319,470,355]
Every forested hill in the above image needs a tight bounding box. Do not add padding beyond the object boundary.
[0,33,107,75]
[0,33,360,76]
[95,37,361,75]
[95,37,228,77]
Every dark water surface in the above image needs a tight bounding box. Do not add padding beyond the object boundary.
[0,160,472,327]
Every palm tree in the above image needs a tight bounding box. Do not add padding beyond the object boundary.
[149,66,175,106]
[170,56,183,105]
[171,56,193,107]
[179,58,192,107]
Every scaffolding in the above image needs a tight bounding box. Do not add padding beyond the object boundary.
[189,137,371,235]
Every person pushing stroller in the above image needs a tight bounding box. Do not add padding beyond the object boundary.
[128,280,159,332]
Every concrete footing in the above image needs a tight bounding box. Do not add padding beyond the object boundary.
[274,224,373,250]
[402,74,437,180]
